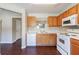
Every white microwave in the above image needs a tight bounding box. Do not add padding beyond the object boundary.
[62,14,78,26]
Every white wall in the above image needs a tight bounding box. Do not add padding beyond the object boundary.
[0,4,27,49]
[0,9,21,43]
[0,3,23,13]
[21,10,27,48]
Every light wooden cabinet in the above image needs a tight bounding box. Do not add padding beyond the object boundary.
[68,5,77,16]
[63,11,68,18]
[57,4,78,26]
[27,16,37,27]
[57,14,63,26]
[48,16,58,27]
[70,38,79,55]
[77,4,79,24]
[36,34,57,46]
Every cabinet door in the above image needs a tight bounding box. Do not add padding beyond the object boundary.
[27,16,37,27]
[48,16,53,27]
[71,38,79,55]
[52,17,58,27]
[48,16,58,27]
[68,5,77,16]
[48,34,57,46]
[77,15,79,24]
[57,15,63,26]
[63,11,68,18]
[71,44,79,55]
[36,34,57,46]
[36,34,49,46]
[77,4,79,24]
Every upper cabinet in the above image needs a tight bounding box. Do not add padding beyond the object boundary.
[77,4,79,14]
[77,4,79,24]
[63,11,68,18]
[48,16,58,27]
[57,13,64,26]
[27,16,37,27]
[57,4,79,26]
[68,5,77,16]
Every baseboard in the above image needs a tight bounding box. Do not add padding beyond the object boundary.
[13,39,21,44]
[0,39,21,44]
[12,38,21,44]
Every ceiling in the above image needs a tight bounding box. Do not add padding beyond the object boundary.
[5,3,77,15]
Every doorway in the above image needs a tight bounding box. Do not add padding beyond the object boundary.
[0,20,2,54]
[0,20,2,43]
[12,18,22,46]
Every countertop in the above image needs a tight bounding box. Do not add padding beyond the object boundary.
[27,31,79,40]
[70,36,79,40]
[59,32,79,40]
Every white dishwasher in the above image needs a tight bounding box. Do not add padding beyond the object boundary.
[27,32,36,46]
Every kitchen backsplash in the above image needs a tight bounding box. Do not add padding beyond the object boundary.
[28,25,79,34]
[58,27,68,33]
[58,26,79,33]
[67,29,79,33]
[28,27,59,33]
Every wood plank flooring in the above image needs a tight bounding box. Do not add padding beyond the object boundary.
[1,39,61,55]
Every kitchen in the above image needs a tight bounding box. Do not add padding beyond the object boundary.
[27,3,79,55]
[0,3,79,55]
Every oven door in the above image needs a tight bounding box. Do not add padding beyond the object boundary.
[57,35,65,50]
[58,38,66,50]
[57,35,69,54]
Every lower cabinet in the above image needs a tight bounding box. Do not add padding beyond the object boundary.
[71,38,79,55]
[36,33,57,46]
[71,44,79,55]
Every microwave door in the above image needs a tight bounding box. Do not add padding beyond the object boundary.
[63,20,71,24]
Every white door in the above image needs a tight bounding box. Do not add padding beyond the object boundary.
[12,18,22,42]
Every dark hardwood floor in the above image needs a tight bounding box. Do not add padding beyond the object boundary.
[1,39,21,55]
[22,46,61,55]
[1,39,61,55]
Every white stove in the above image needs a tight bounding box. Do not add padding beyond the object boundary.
[57,34,70,55]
